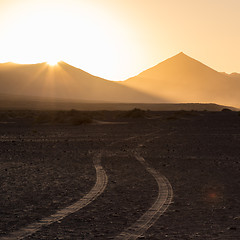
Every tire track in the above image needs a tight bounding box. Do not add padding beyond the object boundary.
[0,152,108,240]
[1,132,154,240]
[115,151,173,240]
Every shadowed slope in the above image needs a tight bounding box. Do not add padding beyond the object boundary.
[0,62,164,103]
[123,53,240,107]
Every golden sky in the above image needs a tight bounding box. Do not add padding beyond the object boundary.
[0,0,239,80]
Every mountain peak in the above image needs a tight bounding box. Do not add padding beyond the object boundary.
[155,52,216,73]
[138,52,207,76]
[171,51,193,60]
[177,51,185,55]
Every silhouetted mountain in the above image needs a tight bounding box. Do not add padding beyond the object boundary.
[0,61,163,103]
[1,54,240,108]
[123,52,240,107]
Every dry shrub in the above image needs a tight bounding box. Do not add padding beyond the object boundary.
[120,108,147,118]
[166,110,197,121]
[221,108,232,112]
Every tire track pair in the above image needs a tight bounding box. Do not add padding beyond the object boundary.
[0,152,108,240]
[2,131,173,240]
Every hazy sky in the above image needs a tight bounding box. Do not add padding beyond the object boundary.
[0,0,239,80]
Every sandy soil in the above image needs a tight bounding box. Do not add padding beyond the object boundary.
[0,110,239,239]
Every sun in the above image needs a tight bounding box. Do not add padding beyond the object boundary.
[0,0,137,80]
[47,59,59,66]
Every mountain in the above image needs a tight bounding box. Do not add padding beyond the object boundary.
[1,54,240,108]
[0,61,163,103]
[122,52,240,107]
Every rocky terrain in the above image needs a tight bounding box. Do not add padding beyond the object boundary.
[0,110,239,239]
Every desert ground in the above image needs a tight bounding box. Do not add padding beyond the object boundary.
[0,109,239,239]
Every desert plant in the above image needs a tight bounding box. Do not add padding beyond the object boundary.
[221,108,232,112]
[121,108,147,118]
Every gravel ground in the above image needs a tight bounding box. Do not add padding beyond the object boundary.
[0,111,239,239]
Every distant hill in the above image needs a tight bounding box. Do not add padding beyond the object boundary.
[0,94,236,111]
[0,61,162,103]
[228,72,240,81]
[122,52,240,107]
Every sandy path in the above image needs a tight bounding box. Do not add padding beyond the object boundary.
[115,151,173,240]
[0,152,108,240]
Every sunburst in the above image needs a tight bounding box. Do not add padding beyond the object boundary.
[47,59,59,66]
